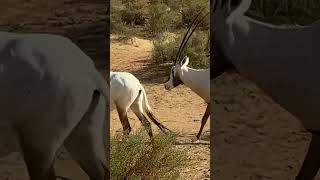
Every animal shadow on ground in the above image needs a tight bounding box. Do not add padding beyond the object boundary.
[129,58,172,85]
[174,133,210,146]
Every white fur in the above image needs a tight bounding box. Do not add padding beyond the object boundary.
[165,56,210,103]
[110,71,151,115]
[110,71,168,135]
[164,56,210,140]
[0,31,108,179]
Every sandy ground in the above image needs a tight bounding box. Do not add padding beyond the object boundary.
[0,1,107,179]
[212,73,320,180]
[110,35,210,179]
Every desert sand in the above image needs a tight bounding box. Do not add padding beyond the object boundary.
[212,72,320,179]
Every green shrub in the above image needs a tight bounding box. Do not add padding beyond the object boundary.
[148,2,181,35]
[248,0,320,25]
[179,0,210,29]
[110,0,129,35]
[110,0,149,37]
[110,129,188,180]
[152,30,209,69]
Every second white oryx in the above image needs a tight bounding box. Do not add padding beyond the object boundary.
[212,0,320,179]
[0,31,108,180]
[164,11,210,140]
[110,71,170,138]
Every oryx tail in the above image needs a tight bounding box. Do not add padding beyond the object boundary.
[94,71,109,100]
[139,84,171,133]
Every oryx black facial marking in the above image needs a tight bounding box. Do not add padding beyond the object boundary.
[171,67,184,87]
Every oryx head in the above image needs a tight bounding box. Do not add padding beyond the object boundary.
[212,0,252,79]
[164,56,189,90]
[164,9,209,90]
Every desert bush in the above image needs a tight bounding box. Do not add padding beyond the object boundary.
[110,0,130,35]
[248,0,320,25]
[148,2,181,35]
[121,0,149,26]
[179,0,210,29]
[110,0,149,37]
[152,30,209,68]
[110,129,188,180]
[147,0,209,35]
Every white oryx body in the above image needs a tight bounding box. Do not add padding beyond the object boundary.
[212,0,320,179]
[164,10,210,140]
[110,71,169,137]
[0,31,108,180]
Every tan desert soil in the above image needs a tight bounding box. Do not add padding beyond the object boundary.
[212,73,320,179]
[0,1,107,179]
[110,35,210,179]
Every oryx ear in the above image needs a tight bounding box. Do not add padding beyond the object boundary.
[181,56,189,68]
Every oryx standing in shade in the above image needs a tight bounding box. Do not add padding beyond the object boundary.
[164,11,210,140]
[212,0,320,179]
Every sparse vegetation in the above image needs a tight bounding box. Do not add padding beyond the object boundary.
[111,0,210,68]
[110,129,188,180]
[111,0,320,68]
[248,0,320,25]
[150,0,210,68]
[153,30,209,68]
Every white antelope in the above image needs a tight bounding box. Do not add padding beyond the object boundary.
[164,11,210,140]
[0,31,108,180]
[212,0,320,179]
[110,71,170,138]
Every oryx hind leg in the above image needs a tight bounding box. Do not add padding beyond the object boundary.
[15,129,56,180]
[115,103,131,136]
[295,131,320,180]
[196,103,210,140]
[131,91,153,138]
[14,90,91,180]
[64,91,108,180]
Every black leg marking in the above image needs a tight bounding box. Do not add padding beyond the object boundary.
[196,103,210,140]
[146,111,172,133]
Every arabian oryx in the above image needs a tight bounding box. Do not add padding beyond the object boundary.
[110,71,170,138]
[212,0,320,179]
[164,11,210,140]
[0,31,108,180]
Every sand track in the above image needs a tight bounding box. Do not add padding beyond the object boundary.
[212,72,320,179]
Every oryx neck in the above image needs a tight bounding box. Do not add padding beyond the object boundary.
[178,67,210,102]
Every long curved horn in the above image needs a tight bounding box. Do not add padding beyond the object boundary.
[174,8,206,65]
[177,12,209,64]
[212,0,218,12]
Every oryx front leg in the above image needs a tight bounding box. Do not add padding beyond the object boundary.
[65,91,108,180]
[296,132,320,180]
[196,103,210,140]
